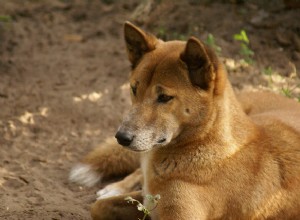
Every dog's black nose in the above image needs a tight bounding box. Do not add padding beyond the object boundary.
[115,131,133,146]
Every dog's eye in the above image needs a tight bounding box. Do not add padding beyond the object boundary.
[157,94,173,103]
[131,85,137,96]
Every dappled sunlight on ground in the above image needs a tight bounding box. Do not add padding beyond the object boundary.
[73,91,104,103]
[18,107,49,125]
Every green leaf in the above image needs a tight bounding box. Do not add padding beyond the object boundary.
[206,33,214,46]
[233,30,249,44]
[205,34,222,55]
[0,15,12,22]
[240,43,254,56]
[263,66,273,75]
[240,30,249,44]
[281,88,292,98]
[234,34,243,41]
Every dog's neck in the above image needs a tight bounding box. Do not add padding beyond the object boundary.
[206,80,257,158]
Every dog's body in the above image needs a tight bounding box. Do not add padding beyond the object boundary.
[70,22,300,219]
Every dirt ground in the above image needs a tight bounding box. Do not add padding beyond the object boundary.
[0,0,299,219]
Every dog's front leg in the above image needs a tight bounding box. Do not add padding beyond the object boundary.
[91,190,149,220]
[96,168,142,200]
[155,201,209,220]
[149,183,210,220]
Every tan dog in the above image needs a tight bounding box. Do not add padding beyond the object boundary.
[70,22,300,220]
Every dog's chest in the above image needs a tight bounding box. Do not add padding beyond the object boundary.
[141,150,217,193]
[140,153,151,196]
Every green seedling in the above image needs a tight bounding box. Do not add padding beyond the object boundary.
[0,15,12,23]
[156,26,167,40]
[283,83,300,100]
[233,30,254,64]
[262,66,273,75]
[234,29,249,44]
[205,33,222,55]
[172,32,187,41]
[281,87,292,98]
[125,194,161,220]
[156,26,187,41]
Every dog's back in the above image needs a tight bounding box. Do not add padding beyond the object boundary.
[238,91,300,131]
[234,91,300,219]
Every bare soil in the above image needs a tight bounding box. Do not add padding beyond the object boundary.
[0,0,299,219]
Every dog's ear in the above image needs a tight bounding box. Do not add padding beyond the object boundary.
[124,21,157,68]
[180,37,219,91]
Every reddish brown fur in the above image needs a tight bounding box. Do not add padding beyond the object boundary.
[74,22,300,220]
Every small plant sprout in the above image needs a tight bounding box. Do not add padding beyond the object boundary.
[157,26,167,40]
[205,33,222,55]
[125,194,161,220]
[262,66,273,75]
[233,30,254,64]
[281,87,292,98]
[0,15,12,23]
[281,82,300,98]
[156,26,188,41]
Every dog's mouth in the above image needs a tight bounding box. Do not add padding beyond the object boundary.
[127,139,167,152]
[129,148,149,152]
[157,138,167,144]
[121,137,169,152]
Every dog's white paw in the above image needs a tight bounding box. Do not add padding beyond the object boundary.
[96,184,124,200]
[69,163,101,187]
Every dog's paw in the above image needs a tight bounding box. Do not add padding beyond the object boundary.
[96,184,124,200]
[69,163,101,187]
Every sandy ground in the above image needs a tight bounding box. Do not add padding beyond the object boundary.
[0,0,299,219]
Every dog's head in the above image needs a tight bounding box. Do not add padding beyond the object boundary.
[115,22,226,152]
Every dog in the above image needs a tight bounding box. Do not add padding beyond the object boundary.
[70,22,300,220]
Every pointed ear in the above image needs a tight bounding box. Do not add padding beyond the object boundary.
[124,21,157,68]
[180,37,219,91]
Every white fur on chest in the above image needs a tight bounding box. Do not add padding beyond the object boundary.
[141,152,160,220]
[141,152,151,197]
